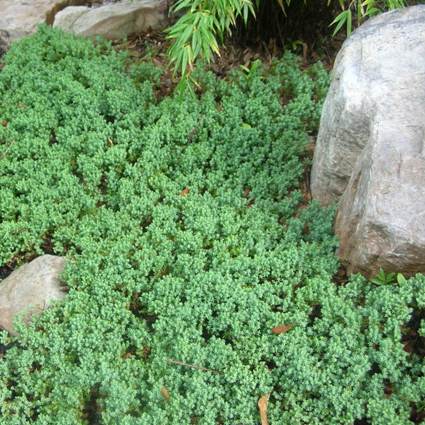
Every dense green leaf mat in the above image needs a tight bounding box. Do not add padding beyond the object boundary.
[0,26,424,425]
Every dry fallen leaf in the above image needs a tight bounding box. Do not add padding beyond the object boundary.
[271,324,294,335]
[180,187,190,197]
[258,393,270,425]
[1,120,7,127]
[160,386,170,401]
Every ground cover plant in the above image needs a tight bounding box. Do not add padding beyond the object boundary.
[0,26,424,424]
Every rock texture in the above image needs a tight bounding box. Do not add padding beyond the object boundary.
[53,0,168,39]
[0,1,167,51]
[0,1,89,48]
[311,5,425,275]
[0,255,67,335]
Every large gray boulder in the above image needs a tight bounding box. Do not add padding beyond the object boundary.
[311,5,425,275]
[0,255,67,335]
[53,0,168,39]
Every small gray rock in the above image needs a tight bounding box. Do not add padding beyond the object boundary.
[0,255,67,335]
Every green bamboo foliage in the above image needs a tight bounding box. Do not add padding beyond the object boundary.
[167,0,407,77]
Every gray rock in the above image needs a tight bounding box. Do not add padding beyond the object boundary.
[0,255,67,335]
[335,130,425,275]
[311,5,425,275]
[0,1,96,49]
[52,6,89,31]
[0,1,167,51]
[54,0,168,40]
[0,1,67,47]
[311,5,425,205]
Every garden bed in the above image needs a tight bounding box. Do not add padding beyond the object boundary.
[0,26,423,424]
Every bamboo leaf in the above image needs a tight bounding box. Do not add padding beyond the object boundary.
[330,10,349,36]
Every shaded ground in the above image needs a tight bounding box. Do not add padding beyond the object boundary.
[107,18,344,98]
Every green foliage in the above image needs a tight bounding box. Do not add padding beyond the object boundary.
[330,0,406,36]
[0,26,424,424]
[167,0,408,77]
[167,0,255,75]
[371,269,408,286]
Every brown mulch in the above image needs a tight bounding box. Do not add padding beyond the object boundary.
[107,26,344,98]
